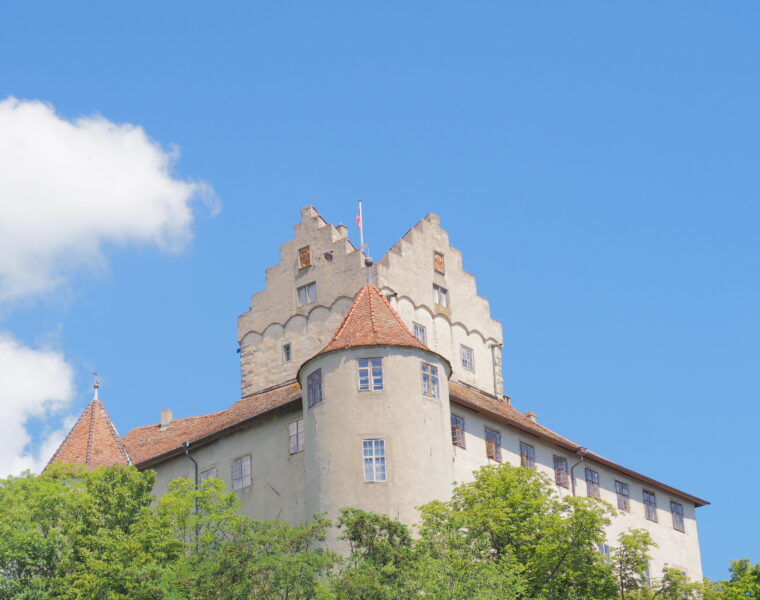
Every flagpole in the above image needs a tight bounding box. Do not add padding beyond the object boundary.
[358,199,365,256]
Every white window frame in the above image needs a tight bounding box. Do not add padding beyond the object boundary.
[460,345,475,371]
[412,322,427,345]
[199,466,217,482]
[421,362,440,398]
[232,455,251,490]
[519,441,535,468]
[671,501,685,532]
[358,358,383,391]
[485,428,501,462]
[433,283,449,307]
[362,439,387,482]
[451,414,466,448]
[297,281,317,305]
[307,369,323,407]
[289,418,304,454]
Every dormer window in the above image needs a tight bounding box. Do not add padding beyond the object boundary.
[297,282,317,305]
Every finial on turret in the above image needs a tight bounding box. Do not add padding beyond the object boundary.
[92,371,100,401]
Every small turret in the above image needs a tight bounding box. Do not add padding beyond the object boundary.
[45,378,130,470]
[298,285,453,535]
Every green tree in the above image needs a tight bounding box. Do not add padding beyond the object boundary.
[418,462,617,600]
[611,529,654,599]
[156,477,337,600]
[329,508,418,600]
[0,465,182,600]
[718,559,760,600]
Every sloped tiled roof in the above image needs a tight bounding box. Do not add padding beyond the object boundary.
[448,381,709,507]
[318,284,429,355]
[122,382,301,467]
[46,398,130,470]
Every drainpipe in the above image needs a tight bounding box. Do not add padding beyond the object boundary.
[183,441,200,545]
[183,441,199,487]
[569,446,588,497]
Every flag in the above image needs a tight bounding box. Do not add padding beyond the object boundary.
[355,206,362,230]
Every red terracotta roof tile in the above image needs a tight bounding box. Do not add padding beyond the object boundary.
[122,382,301,467]
[319,285,429,355]
[448,381,708,507]
[46,399,130,470]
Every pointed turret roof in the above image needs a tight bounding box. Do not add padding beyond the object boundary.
[319,284,430,355]
[46,388,130,470]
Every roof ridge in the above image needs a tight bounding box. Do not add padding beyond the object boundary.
[46,399,93,467]
[322,285,367,347]
[85,401,96,464]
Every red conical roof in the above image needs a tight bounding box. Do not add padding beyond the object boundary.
[46,398,130,470]
[319,284,429,355]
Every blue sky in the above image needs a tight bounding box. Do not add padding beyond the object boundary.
[1,2,758,579]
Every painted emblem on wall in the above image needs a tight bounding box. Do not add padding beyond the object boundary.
[434,251,445,274]
[298,246,311,268]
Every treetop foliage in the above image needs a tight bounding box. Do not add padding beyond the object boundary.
[0,462,754,600]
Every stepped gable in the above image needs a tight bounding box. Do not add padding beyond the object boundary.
[318,284,429,355]
[47,398,130,470]
[122,382,302,467]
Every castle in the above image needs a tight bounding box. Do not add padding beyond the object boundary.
[48,206,708,579]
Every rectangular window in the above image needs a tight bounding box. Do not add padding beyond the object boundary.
[460,345,475,371]
[232,455,251,490]
[358,358,383,391]
[298,245,311,268]
[289,419,304,454]
[485,428,501,461]
[434,251,445,274]
[671,501,685,532]
[433,283,449,308]
[585,468,600,498]
[615,481,630,512]
[362,439,387,482]
[553,456,569,487]
[451,415,465,448]
[282,343,292,363]
[199,466,217,481]
[519,442,535,468]
[297,282,317,305]
[644,490,658,522]
[597,542,611,558]
[307,369,323,407]
[412,322,427,345]
[421,363,440,398]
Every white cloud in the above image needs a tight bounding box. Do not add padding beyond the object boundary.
[0,97,216,475]
[0,333,74,476]
[0,97,216,302]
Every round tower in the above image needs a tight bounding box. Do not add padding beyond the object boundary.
[297,285,453,530]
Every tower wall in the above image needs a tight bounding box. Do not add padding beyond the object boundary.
[299,346,454,529]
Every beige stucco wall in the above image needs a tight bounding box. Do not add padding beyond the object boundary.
[150,407,307,524]
[449,404,704,581]
[238,207,505,398]
[237,206,367,395]
[299,346,454,532]
[376,213,504,397]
